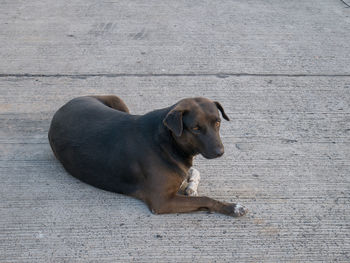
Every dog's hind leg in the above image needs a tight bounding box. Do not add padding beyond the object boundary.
[92,95,130,113]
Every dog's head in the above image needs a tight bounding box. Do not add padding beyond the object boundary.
[163,97,229,159]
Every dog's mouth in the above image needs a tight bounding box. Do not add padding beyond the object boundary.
[201,150,224,159]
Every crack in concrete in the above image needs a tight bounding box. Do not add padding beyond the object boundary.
[0,73,350,79]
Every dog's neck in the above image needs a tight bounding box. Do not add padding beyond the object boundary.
[142,107,195,173]
[162,127,195,168]
[157,124,194,169]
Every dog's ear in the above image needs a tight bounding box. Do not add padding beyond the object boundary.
[163,108,184,137]
[214,101,230,121]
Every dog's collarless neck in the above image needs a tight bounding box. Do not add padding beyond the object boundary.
[156,125,194,172]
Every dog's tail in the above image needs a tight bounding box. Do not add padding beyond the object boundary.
[92,95,130,113]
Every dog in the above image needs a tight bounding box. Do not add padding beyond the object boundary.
[48,95,247,217]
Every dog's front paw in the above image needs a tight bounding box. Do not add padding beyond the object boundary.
[222,203,248,217]
[233,203,248,217]
[185,167,200,196]
[188,167,200,180]
[185,185,198,196]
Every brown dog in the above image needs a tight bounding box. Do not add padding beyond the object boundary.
[48,95,248,217]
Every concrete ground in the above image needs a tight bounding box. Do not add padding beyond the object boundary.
[1,0,350,262]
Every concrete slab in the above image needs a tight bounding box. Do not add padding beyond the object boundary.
[0,0,350,75]
[0,0,350,262]
[1,76,349,262]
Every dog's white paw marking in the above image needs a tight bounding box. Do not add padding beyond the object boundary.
[185,168,200,196]
[188,168,200,182]
[185,182,199,196]
[234,203,248,217]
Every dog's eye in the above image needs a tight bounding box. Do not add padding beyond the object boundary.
[215,121,221,128]
[192,126,201,132]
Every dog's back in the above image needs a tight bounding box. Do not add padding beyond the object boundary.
[48,96,142,194]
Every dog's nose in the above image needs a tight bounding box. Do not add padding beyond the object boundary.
[215,147,224,157]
